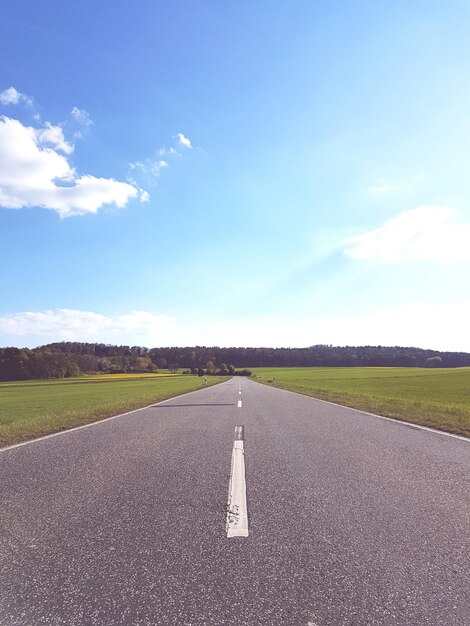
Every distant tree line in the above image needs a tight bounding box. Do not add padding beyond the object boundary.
[1,342,469,381]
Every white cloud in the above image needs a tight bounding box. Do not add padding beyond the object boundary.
[182,303,470,352]
[0,87,21,105]
[2,302,470,352]
[0,116,140,217]
[158,146,178,156]
[36,122,74,154]
[344,205,470,263]
[70,107,93,137]
[0,309,194,345]
[177,132,192,148]
[129,159,168,178]
[128,147,175,187]
[70,106,93,126]
[0,86,32,106]
[152,160,168,175]
[304,302,470,352]
[128,134,194,187]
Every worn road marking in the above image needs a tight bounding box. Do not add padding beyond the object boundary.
[237,399,242,408]
[226,425,249,537]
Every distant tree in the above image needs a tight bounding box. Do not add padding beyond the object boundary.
[3,341,470,382]
[237,368,252,377]
[130,356,153,372]
[206,360,216,375]
[65,363,81,377]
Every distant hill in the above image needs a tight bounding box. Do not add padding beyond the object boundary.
[1,342,470,381]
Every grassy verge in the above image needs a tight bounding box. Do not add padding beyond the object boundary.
[252,367,470,438]
[0,373,228,447]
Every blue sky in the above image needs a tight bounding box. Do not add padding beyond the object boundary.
[1,1,470,350]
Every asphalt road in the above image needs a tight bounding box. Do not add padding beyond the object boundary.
[1,377,469,625]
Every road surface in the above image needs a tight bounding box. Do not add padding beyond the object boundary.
[1,377,469,625]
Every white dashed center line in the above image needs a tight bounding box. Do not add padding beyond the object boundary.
[226,425,249,538]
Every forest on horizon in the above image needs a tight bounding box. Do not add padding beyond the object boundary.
[1,342,470,381]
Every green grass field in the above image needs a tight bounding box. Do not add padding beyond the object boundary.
[253,367,470,438]
[0,373,227,446]
[3,368,469,446]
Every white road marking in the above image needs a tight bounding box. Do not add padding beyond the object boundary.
[237,399,242,408]
[239,390,242,395]
[226,426,249,537]
[275,385,470,443]
[0,381,228,453]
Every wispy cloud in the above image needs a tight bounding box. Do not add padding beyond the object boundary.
[129,159,168,178]
[128,133,193,186]
[177,132,192,148]
[0,115,140,217]
[0,86,33,107]
[0,309,193,345]
[36,121,74,155]
[70,106,93,137]
[157,146,178,157]
[344,205,470,263]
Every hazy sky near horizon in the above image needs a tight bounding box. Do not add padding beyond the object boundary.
[1,1,470,351]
